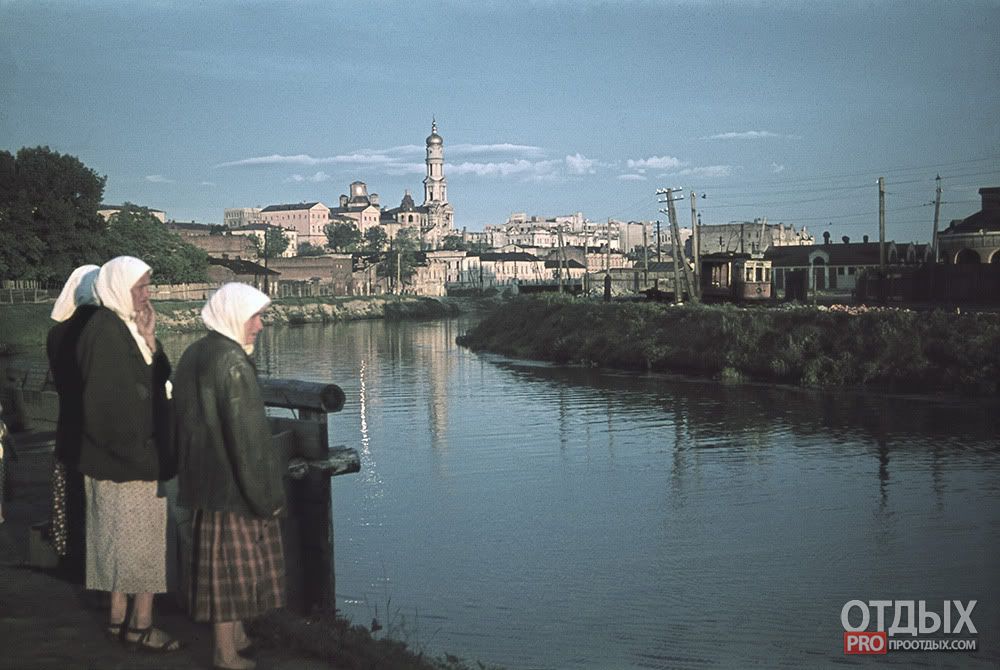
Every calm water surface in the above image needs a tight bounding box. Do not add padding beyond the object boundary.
[165,317,1000,668]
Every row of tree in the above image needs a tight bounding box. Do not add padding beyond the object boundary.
[0,146,208,284]
[0,146,491,286]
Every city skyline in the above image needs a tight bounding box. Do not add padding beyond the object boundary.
[2,0,998,244]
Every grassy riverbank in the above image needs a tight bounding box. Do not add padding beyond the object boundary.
[0,295,473,354]
[456,296,1000,396]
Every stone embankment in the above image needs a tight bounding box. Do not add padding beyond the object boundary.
[156,295,467,333]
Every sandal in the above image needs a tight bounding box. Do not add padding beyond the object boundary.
[126,626,182,653]
[105,622,124,644]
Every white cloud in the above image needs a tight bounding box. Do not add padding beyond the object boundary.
[200,181,216,187]
[565,153,599,175]
[446,159,562,178]
[450,143,546,157]
[627,156,686,170]
[284,171,333,183]
[700,131,802,140]
[657,165,733,178]
[771,162,785,174]
[617,174,647,181]
[145,174,174,183]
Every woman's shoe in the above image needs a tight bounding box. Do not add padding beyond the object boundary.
[125,626,182,653]
[104,622,124,644]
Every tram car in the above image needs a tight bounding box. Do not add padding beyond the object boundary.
[699,252,773,302]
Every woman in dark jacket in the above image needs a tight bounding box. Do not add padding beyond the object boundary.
[78,256,178,651]
[173,282,284,670]
[46,264,100,580]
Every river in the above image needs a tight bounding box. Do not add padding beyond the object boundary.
[161,315,1000,669]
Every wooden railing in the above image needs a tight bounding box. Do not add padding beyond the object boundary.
[260,377,359,614]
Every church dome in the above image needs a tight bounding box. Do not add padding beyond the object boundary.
[426,119,443,146]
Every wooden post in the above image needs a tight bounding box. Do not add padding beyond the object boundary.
[259,378,357,615]
[878,177,886,302]
[690,191,700,300]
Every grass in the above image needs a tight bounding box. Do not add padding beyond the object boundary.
[456,296,1000,396]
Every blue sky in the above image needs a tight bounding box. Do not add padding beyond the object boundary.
[2,0,998,242]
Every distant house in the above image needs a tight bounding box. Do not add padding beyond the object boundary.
[937,187,1000,264]
[207,257,278,291]
[260,202,330,248]
[765,237,930,295]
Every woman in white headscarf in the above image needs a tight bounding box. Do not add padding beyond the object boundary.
[77,256,179,652]
[46,264,100,579]
[174,283,284,670]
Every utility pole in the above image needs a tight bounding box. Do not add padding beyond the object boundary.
[656,219,662,263]
[931,174,942,263]
[690,191,700,299]
[556,224,565,293]
[658,187,697,303]
[642,225,649,289]
[606,218,612,273]
[878,176,886,302]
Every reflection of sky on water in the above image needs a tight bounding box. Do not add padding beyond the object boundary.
[161,319,1000,669]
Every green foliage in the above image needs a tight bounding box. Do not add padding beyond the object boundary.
[458,299,1000,396]
[297,241,326,257]
[363,225,389,252]
[253,225,290,259]
[0,146,107,281]
[326,221,362,251]
[100,203,209,283]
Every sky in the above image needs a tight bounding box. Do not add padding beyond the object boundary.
[2,0,998,243]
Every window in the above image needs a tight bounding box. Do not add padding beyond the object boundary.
[837,267,845,275]
[848,267,856,275]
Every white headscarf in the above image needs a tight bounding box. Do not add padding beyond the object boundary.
[95,256,154,364]
[201,283,271,354]
[50,264,100,322]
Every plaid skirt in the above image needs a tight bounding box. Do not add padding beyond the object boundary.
[189,509,285,622]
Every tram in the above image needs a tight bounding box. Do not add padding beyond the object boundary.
[699,252,773,302]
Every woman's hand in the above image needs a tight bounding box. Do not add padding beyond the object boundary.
[136,303,157,351]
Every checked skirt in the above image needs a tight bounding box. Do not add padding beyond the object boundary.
[189,509,286,622]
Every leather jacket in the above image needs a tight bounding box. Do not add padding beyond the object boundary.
[173,331,285,517]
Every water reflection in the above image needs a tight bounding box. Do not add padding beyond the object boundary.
[159,319,1000,669]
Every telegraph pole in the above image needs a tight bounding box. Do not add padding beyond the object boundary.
[657,188,697,303]
[690,191,701,299]
[642,225,649,288]
[878,177,886,302]
[658,188,697,303]
[556,224,565,293]
[656,219,662,263]
[931,174,942,263]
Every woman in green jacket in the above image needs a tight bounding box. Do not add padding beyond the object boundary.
[174,282,284,670]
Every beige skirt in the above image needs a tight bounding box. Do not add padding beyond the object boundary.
[84,476,167,593]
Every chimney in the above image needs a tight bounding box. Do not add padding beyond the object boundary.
[842,236,850,244]
[980,187,1000,212]
[863,234,869,243]
[823,231,831,245]
[339,195,348,207]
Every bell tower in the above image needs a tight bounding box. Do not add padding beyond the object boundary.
[423,119,448,205]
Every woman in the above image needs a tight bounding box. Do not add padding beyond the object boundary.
[46,264,100,580]
[174,283,285,670]
[77,256,178,651]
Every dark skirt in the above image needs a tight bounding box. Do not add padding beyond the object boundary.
[189,509,285,622]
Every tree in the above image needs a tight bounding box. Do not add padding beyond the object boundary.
[379,227,421,286]
[99,204,209,283]
[0,146,107,281]
[440,233,468,251]
[297,241,326,257]
[325,221,362,252]
[363,225,388,252]
[254,225,290,260]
